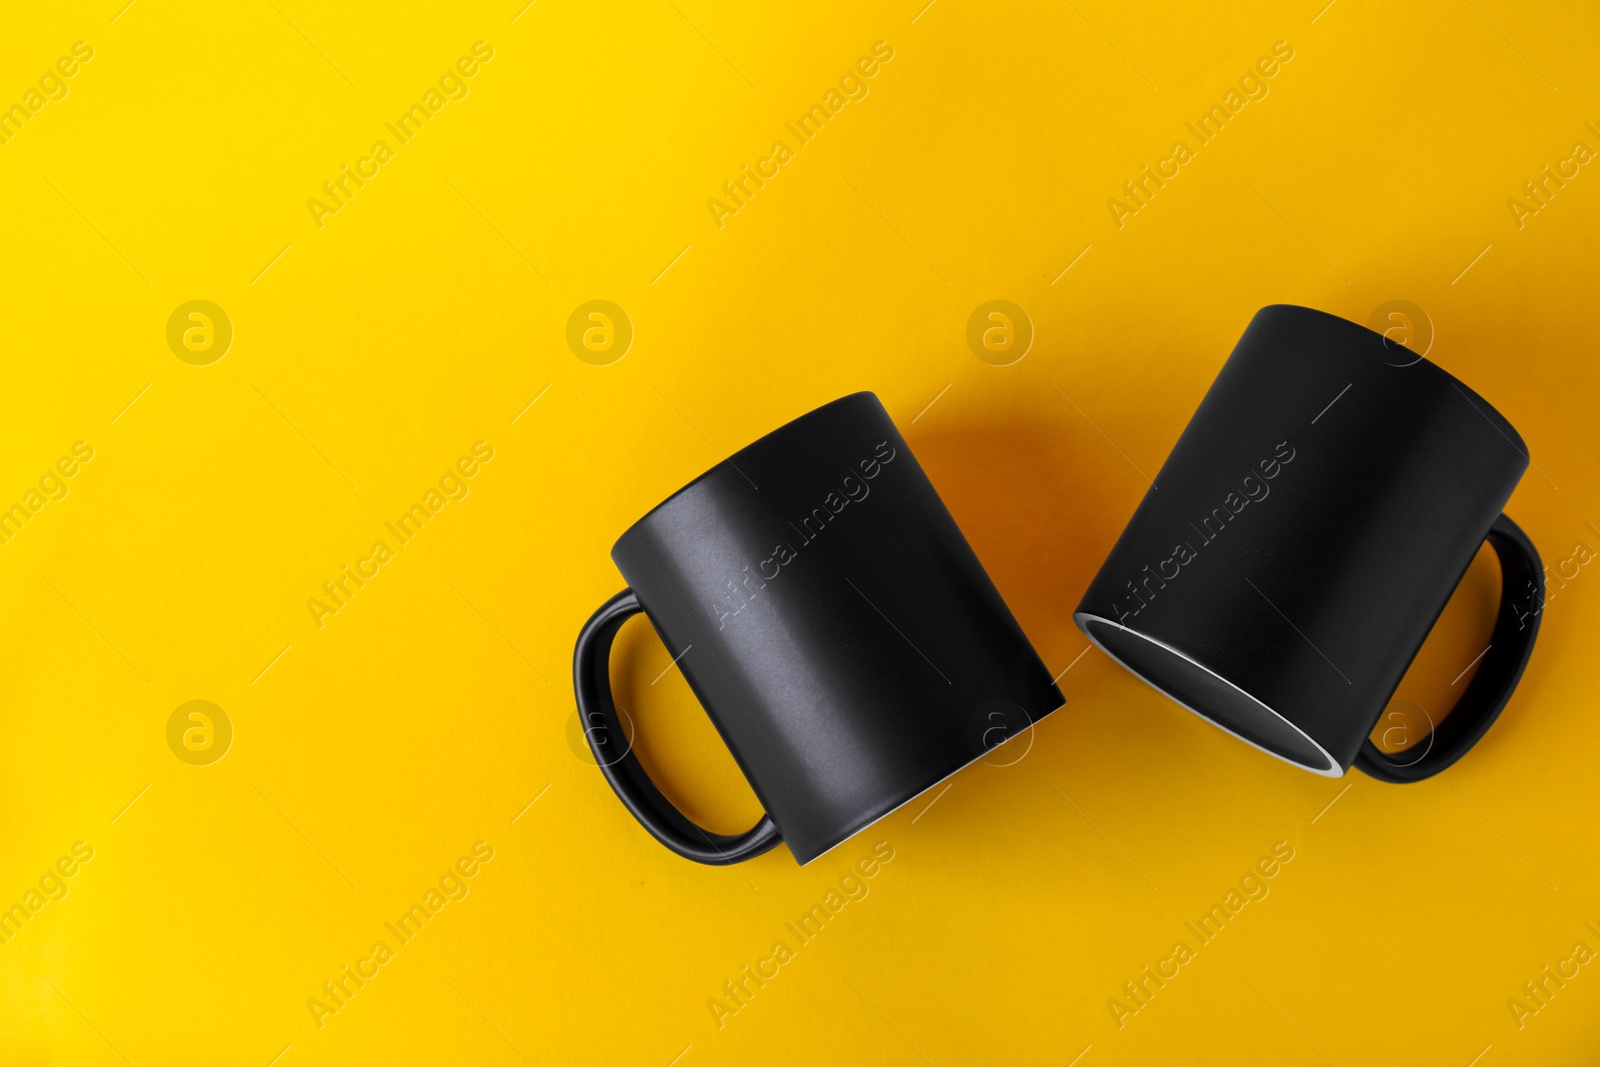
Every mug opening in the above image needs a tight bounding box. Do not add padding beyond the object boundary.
[1076,613,1342,777]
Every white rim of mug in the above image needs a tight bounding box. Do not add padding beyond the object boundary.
[1075,611,1343,778]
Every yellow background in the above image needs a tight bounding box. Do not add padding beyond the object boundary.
[2,0,1598,1063]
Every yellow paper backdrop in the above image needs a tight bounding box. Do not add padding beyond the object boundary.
[1,0,1597,1063]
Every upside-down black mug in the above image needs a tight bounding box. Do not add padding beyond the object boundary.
[1075,305,1544,781]
[574,392,1062,865]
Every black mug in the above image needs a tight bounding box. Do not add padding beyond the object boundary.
[574,392,1062,864]
[1075,305,1544,781]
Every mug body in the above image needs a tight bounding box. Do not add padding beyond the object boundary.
[614,392,1062,863]
[1074,305,1529,775]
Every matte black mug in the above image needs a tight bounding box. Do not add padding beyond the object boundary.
[574,392,1062,865]
[1075,305,1544,781]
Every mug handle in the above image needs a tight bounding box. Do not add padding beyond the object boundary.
[573,588,782,864]
[1355,513,1544,783]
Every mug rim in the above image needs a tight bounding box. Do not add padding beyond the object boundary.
[1075,609,1345,777]
[1259,304,1529,460]
[612,390,879,560]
